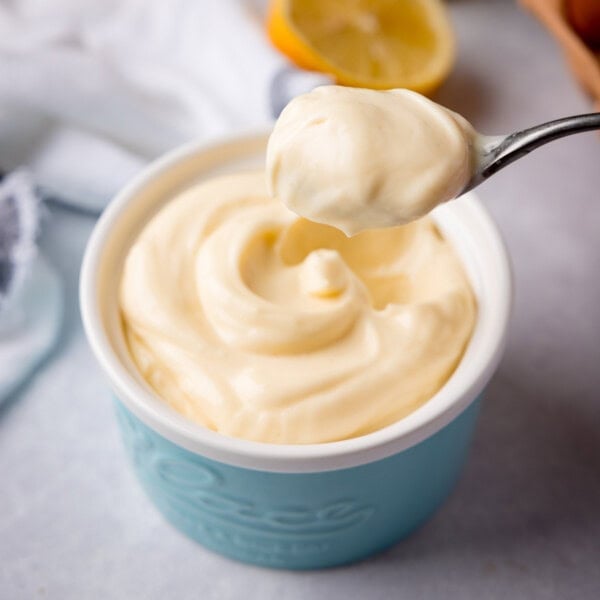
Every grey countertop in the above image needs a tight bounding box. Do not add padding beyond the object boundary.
[1,1,600,598]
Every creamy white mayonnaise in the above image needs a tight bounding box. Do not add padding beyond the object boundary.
[267,86,477,235]
[120,171,476,444]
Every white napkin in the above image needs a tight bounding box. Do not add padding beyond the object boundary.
[0,0,330,212]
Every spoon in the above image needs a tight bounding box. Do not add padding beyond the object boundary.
[268,85,600,235]
[466,112,600,193]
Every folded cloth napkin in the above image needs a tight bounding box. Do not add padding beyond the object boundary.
[0,172,62,404]
[0,0,330,212]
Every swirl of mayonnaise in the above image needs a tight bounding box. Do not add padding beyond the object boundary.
[120,171,476,444]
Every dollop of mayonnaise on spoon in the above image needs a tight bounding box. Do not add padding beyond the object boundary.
[267,86,477,236]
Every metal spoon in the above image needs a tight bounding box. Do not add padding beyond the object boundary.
[465,112,600,193]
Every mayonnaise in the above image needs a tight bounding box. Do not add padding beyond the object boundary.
[267,86,476,235]
[120,171,476,444]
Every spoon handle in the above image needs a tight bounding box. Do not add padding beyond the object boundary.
[478,112,600,182]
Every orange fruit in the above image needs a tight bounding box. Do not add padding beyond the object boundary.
[267,0,455,94]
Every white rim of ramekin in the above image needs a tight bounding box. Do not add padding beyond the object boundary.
[80,131,512,473]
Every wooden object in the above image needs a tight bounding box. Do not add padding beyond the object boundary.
[520,0,600,109]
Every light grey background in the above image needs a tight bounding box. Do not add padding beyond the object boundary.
[2,0,600,598]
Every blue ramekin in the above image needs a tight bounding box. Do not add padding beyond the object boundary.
[80,133,511,570]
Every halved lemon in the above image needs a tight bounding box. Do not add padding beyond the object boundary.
[267,0,455,94]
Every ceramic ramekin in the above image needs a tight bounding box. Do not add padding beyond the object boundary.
[80,133,511,570]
